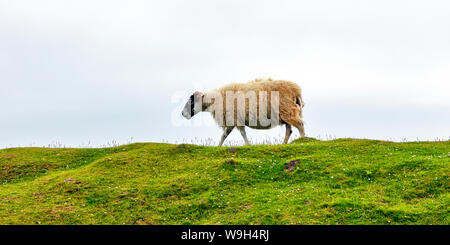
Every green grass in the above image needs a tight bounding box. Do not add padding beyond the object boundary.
[0,138,448,225]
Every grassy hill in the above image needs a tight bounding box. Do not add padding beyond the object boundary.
[0,138,448,225]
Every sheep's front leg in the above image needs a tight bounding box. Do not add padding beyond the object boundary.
[218,127,234,147]
[237,126,250,145]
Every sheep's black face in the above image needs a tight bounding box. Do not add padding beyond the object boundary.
[182,92,203,119]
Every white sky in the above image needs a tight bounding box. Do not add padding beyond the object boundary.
[1,0,449,147]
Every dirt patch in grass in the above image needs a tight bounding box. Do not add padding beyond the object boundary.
[1,163,55,182]
[64,178,85,185]
[285,160,300,172]
[33,193,45,199]
[2,154,16,159]
[225,159,236,165]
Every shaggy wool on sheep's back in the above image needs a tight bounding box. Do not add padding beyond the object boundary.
[205,78,304,129]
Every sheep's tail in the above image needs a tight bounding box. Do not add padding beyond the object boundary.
[295,96,304,108]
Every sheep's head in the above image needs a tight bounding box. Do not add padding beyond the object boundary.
[182,91,204,119]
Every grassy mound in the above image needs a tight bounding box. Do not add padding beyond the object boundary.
[0,139,448,224]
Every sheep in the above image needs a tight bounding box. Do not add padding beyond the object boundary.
[181,78,305,146]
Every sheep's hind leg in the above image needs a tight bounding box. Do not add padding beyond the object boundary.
[294,121,306,138]
[218,127,234,147]
[283,124,292,144]
[237,126,250,145]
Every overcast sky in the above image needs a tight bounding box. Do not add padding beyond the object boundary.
[1,0,449,148]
